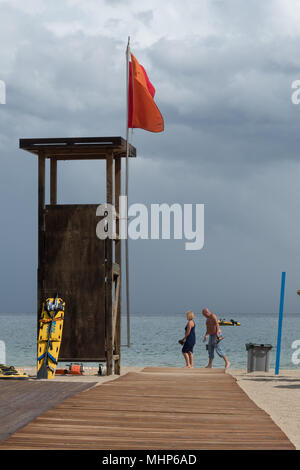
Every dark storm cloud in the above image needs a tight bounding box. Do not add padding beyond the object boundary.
[141,34,300,169]
[1,0,300,315]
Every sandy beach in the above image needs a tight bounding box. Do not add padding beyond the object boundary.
[13,365,300,449]
[229,369,300,450]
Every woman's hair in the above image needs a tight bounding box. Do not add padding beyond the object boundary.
[186,310,194,320]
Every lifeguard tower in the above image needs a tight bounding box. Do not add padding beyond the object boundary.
[20,137,136,375]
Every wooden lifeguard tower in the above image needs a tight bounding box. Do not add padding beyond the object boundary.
[20,137,136,375]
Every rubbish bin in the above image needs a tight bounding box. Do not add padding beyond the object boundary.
[245,343,272,372]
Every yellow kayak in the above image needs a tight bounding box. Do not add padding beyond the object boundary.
[218,319,240,326]
[37,297,65,379]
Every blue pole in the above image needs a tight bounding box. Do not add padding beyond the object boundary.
[275,272,286,375]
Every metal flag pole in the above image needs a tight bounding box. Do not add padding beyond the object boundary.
[125,36,131,347]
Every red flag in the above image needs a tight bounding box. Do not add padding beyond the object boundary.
[128,53,164,133]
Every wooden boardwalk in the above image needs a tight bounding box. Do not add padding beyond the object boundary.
[0,368,295,450]
[0,380,95,444]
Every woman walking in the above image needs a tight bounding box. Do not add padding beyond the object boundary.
[180,311,196,368]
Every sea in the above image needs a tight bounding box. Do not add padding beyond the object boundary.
[0,312,300,370]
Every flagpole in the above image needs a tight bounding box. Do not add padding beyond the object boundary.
[125,36,131,347]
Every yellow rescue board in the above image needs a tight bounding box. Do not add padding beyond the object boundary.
[37,297,65,379]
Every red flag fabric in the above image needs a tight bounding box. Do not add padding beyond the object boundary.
[128,53,164,133]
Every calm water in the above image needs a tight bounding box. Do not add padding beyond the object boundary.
[0,312,299,370]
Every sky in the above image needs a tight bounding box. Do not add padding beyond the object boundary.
[1,0,300,314]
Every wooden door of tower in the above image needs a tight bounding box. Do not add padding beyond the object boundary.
[41,204,106,361]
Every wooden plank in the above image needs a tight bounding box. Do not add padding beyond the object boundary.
[0,369,295,450]
[142,366,226,374]
[114,157,121,375]
[0,381,95,443]
[19,137,137,158]
[20,136,126,146]
[42,153,134,161]
[50,158,57,205]
[112,274,120,349]
[41,147,124,156]
[37,153,45,342]
[106,154,113,375]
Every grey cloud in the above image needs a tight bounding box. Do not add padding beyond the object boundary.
[135,10,153,27]
[1,1,300,315]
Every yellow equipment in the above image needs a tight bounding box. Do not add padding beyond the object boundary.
[218,319,240,326]
[0,364,29,379]
[37,297,65,379]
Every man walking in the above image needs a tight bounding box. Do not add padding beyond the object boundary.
[202,308,230,370]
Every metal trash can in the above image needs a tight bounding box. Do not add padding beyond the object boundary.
[245,343,272,372]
